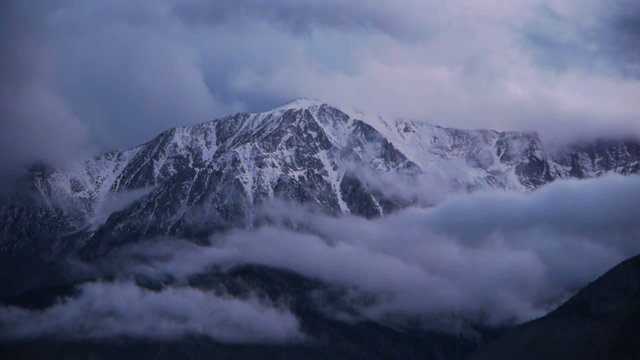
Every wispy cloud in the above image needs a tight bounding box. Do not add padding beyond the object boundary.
[93,175,640,327]
[0,281,302,342]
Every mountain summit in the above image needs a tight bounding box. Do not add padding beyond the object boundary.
[1,100,639,260]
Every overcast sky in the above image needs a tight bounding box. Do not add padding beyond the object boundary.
[1,0,639,175]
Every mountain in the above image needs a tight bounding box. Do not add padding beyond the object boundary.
[1,99,639,359]
[467,254,640,360]
[2,99,639,259]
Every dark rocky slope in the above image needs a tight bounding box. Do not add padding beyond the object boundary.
[468,254,640,360]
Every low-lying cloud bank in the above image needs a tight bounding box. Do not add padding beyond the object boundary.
[1,175,638,339]
[0,281,302,342]
[120,174,640,326]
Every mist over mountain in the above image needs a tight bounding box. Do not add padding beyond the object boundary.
[1,100,640,359]
[468,254,640,360]
[2,1,640,359]
[1,99,639,264]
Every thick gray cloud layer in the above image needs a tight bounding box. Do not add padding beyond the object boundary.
[0,175,638,338]
[1,0,639,176]
[107,175,640,327]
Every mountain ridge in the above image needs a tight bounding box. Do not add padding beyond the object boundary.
[0,99,639,358]
[1,99,639,261]
[467,253,640,360]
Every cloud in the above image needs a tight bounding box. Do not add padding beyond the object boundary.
[233,31,640,142]
[2,0,639,176]
[521,0,640,77]
[0,281,302,342]
[173,0,417,39]
[2,175,638,337]
[0,0,88,182]
[109,175,640,328]
[90,187,155,229]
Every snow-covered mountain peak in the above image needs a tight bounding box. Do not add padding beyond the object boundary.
[2,100,639,258]
[267,97,326,113]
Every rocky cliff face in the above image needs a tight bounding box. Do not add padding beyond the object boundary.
[1,99,639,258]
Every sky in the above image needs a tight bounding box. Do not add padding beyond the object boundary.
[1,0,640,177]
